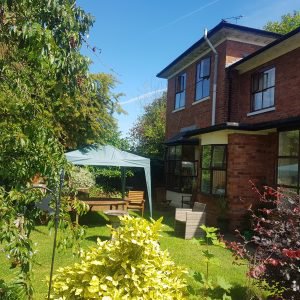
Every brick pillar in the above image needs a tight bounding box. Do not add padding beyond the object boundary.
[227,133,277,230]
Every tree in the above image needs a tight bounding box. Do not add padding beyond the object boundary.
[129,92,166,158]
[264,10,300,34]
[0,1,121,297]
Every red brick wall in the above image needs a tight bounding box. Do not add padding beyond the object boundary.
[166,40,264,139]
[225,40,261,66]
[231,47,300,124]
[194,132,277,230]
[165,60,212,139]
[226,133,277,230]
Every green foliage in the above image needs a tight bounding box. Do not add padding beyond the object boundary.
[264,10,300,34]
[89,167,134,196]
[69,167,95,190]
[52,216,187,299]
[0,279,26,300]
[129,92,166,158]
[89,185,122,198]
[189,226,231,300]
[0,1,122,297]
[199,225,225,248]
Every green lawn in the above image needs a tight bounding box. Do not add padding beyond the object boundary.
[0,209,264,299]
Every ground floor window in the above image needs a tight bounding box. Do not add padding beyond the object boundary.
[165,145,197,193]
[200,145,227,195]
[277,130,300,193]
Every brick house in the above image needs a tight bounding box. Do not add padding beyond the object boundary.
[157,21,300,230]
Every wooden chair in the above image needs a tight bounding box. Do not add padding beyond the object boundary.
[174,202,206,239]
[125,190,145,217]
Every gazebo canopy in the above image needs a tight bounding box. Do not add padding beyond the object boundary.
[65,145,152,216]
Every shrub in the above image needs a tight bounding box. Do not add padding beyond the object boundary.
[227,185,300,299]
[0,279,26,300]
[52,216,187,299]
[68,167,95,191]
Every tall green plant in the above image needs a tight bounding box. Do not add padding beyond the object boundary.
[189,225,232,300]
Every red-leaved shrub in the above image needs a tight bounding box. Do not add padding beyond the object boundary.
[227,184,300,299]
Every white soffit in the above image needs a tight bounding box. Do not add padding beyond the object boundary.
[236,32,300,74]
[197,128,276,145]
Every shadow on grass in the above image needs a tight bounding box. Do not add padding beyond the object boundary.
[188,283,250,300]
[33,227,48,235]
[85,235,110,243]
[144,206,176,227]
[77,211,109,226]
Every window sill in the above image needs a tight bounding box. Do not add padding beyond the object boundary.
[192,96,210,105]
[247,106,275,117]
[172,107,185,113]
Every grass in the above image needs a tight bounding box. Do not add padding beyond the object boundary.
[0,208,265,299]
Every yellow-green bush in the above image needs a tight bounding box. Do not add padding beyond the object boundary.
[52,216,187,299]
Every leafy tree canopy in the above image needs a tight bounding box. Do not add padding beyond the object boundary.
[264,10,300,34]
[0,0,122,187]
[129,92,166,158]
[0,1,123,297]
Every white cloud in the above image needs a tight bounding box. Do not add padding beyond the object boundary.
[153,0,221,32]
[120,88,167,105]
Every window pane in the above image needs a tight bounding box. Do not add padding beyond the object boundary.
[182,145,195,161]
[176,77,181,93]
[212,146,226,168]
[252,75,259,92]
[262,87,274,108]
[201,170,211,193]
[174,161,181,175]
[196,63,201,81]
[175,93,180,109]
[181,177,193,193]
[212,170,226,195]
[175,146,182,159]
[201,58,210,77]
[258,74,264,91]
[202,78,210,98]
[265,68,275,87]
[196,81,203,100]
[180,91,185,107]
[279,131,299,156]
[182,73,186,90]
[202,146,211,168]
[169,146,176,159]
[277,158,298,187]
[182,161,197,176]
[253,92,262,110]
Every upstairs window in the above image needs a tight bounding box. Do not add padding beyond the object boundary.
[175,73,186,109]
[195,57,210,101]
[251,67,275,111]
[200,145,227,195]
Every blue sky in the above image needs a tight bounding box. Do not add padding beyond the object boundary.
[77,0,300,137]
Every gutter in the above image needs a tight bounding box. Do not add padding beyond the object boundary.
[204,28,218,126]
[182,115,300,138]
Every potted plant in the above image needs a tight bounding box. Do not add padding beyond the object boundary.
[216,195,230,233]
